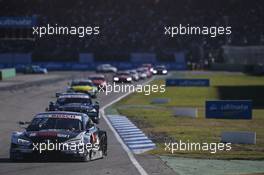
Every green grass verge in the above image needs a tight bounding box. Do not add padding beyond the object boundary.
[112,72,264,159]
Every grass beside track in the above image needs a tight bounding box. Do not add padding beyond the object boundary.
[112,72,264,159]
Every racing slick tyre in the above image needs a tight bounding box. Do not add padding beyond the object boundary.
[9,152,17,162]
[80,150,92,162]
[99,131,107,157]
[9,148,22,162]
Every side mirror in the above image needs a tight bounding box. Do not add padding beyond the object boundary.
[18,121,26,125]
[48,102,55,111]
[55,92,61,98]
[86,120,95,130]
[18,121,31,129]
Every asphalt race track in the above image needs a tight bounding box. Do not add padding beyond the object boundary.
[0,72,175,175]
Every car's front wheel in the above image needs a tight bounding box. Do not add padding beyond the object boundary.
[9,149,22,162]
[80,150,91,162]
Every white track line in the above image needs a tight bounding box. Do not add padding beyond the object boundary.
[100,78,154,175]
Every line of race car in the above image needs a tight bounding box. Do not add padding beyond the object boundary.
[9,64,168,162]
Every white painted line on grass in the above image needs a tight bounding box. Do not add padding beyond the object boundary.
[115,126,138,130]
[129,143,156,149]
[119,131,144,135]
[117,128,141,132]
[125,140,153,145]
[123,136,149,141]
[121,134,146,139]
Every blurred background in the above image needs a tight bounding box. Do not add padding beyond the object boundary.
[0,0,263,72]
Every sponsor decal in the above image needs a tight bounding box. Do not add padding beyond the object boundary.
[166,79,210,87]
[206,100,252,119]
[0,17,37,28]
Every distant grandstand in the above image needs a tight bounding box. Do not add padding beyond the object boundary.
[0,0,263,64]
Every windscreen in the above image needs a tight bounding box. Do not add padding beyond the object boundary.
[57,97,92,105]
[27,118,82,131]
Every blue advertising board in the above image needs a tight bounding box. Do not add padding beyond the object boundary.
[206,100,252,119]
[166,79,210,87]
[0,17,37,28]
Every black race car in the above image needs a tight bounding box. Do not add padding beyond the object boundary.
[10,111,107,161]
[47,94,100,124]
[22,65,48,74]
[113,71,133,83]
[152,65,168,75]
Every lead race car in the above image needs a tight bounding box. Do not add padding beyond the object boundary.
[47,94,100,124]
[10,111,107,161]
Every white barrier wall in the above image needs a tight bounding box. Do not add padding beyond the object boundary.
[221,131,256,144]
[173,107,198,118]
[151,98,170,104]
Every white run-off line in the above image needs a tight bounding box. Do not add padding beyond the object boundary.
[100,78,154,175]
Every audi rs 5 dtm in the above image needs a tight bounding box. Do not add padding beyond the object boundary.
[48,94,100,124]
[10,111,107,162]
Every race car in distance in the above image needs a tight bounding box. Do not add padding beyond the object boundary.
[152,65,168,75]
[136,68,148,79]
[88,74,107,90]
[141,63,154,72]
[23,65,48,74]
[48,94,100,124]
[96,64,117,73]
[128,70,140,81]
[113,71,133,83]
[137,67,152,78]
[10,111,107,161]
[68,79,98,98]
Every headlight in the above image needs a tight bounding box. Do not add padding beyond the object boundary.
[152,70,157,74]
[127,77,132,81]
[17,138,31,146]
[162,70,167,74]
[113,77,119,81]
